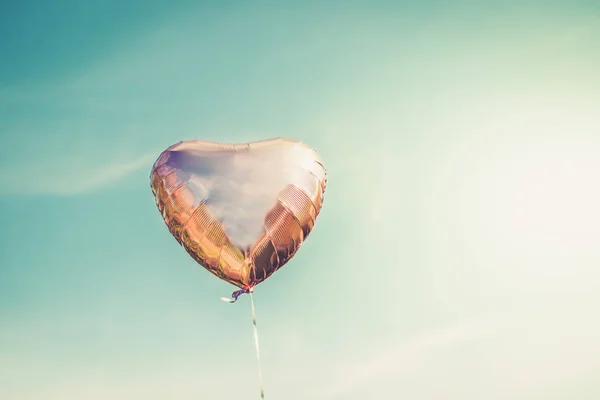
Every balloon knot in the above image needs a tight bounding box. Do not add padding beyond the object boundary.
[220,284,255,303]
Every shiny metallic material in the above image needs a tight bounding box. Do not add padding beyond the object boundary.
[150,138,327,289]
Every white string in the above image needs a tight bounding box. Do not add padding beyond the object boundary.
[250,292,265,399]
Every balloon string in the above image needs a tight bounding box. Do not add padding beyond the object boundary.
[250,292,265,399]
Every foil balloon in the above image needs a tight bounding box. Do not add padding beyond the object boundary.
[150,137,327,297]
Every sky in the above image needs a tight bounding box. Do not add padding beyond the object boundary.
[1,1,600,399]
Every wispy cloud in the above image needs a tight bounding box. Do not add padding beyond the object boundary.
[0,152,157,196]
[0,356,231,400]
[320,299,600,400]
[320,316,501,399]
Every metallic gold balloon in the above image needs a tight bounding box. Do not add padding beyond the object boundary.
[150,138,327,290]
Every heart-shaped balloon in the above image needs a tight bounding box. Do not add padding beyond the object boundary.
[150,138,327,290]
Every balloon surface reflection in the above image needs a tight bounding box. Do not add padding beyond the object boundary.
[150,138,327,289]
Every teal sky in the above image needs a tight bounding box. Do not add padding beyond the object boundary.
[2,1,600,399]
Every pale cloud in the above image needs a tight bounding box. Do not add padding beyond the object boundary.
[4,303,599,400]
[0,358,233,400]
[320,316,502,399]
[0,152,157,196]
[319,298,600,400]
